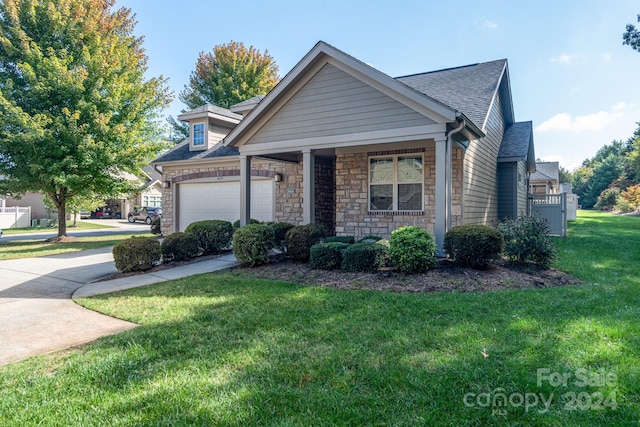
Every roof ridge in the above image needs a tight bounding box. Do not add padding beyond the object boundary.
[395,58,507,79]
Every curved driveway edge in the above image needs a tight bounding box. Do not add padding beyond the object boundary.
[0,248,237,366]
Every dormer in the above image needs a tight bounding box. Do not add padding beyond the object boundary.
[177,104,243,151]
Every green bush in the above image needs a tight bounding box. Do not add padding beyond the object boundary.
[615,198,635,213]
[357,235,382,243]
[285,224,325,262]
[341,243,388,273]
[185,220,233,254]
[161,232,200,262]
[232,218,261,230]
[444,225,503,270]
[112,236,161,273]
[325,235,355,244]
[309,242,349,270]
[268,222,295,252]
[150,217,161,235]
[497,215,556,269]
[232,223,276,267]
[389,226,436,273]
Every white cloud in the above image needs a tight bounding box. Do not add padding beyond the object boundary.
[550,53,582,64]
[482,19,497,29]
[535,105,627,133]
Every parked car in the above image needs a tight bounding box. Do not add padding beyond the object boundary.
[128,207,162,224]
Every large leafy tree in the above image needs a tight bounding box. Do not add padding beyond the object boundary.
[0,0,171,238]
[623,14,640,52]
[168,41,279,142]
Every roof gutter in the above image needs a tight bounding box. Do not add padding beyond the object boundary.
[445,116,466,232]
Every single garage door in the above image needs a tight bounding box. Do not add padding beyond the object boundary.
[178,179,273,231]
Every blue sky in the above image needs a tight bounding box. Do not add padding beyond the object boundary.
[120,0,640,170]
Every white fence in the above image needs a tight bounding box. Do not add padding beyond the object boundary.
[0,206,31,229]
[528,193,567,237]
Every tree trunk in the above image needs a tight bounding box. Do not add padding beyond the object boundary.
[57,200,67,237]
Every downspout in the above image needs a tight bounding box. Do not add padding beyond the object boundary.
[445,116,465,232]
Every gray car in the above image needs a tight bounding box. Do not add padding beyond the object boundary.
[127,207,162,224]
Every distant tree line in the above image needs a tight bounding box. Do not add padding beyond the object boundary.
[568,125,640,211]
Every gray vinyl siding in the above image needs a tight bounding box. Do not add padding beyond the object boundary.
[246,63,434,144]
[517,161,528,217]
[463,93,505,225]
[497,162,516,220]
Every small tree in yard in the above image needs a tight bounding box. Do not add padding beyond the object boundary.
[0,0,171,239]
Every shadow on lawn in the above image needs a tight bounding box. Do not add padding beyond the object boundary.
[69,276,640,426]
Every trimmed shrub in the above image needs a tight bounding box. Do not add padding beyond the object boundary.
[185,220,233,254]
[161,232,200,262]
[357,235,382,243]
[325,235,355,244]
[268,222,295,252]
[232,223,275,267]
[113,236,161,273]
[341,243,388,273]
[389,226,436,273]
[285,224,325,262]
[150,217,161,235]
[232,218,261,230]
[309,242,349,270]
[497,215,556,269]
[444,225,503,270]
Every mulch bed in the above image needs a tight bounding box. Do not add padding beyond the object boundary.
[101,252,581,293]
[229,256,581,293]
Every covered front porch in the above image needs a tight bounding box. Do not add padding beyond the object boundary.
[237,134,465,251]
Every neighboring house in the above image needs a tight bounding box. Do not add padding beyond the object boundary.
[4,167,163,222]
[153,41,536,251]
[529,162,560,195]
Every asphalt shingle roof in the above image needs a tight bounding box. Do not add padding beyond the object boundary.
[531,162,559,182]
[498,121,532,159]
[395,59,507,130]
[153,140,239,163]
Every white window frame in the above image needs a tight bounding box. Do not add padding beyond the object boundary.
[368,154,424,212]
[143,195,162,208]
[192,122,205,147]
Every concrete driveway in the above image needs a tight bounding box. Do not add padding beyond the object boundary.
[0,247,137,366]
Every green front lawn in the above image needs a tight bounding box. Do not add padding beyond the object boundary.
[0,211,638,425]
[1,220,115,235]
[0,233,154,260]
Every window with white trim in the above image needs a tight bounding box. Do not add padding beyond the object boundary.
[193,123,205,146]
[369,155,423,211]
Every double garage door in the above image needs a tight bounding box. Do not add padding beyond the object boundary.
[177,179,274,231]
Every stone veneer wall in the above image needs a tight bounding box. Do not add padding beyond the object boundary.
[273,157,335,234]
[335,146,464,239]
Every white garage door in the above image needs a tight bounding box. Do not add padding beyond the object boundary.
[178,179,273,231]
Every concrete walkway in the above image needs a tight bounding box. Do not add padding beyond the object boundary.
[0,248,237,366]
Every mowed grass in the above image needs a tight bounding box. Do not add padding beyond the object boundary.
[1,211,639,425]
[1,220,115,235]
[0,233,153,260]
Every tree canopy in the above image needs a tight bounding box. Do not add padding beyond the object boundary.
[623,14,640,52]
[168,41,279,142]
[0,0,171,237]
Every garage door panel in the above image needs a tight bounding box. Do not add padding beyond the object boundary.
[178,180,273,231]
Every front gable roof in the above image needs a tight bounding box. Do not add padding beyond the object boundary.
[225,41,477,149]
